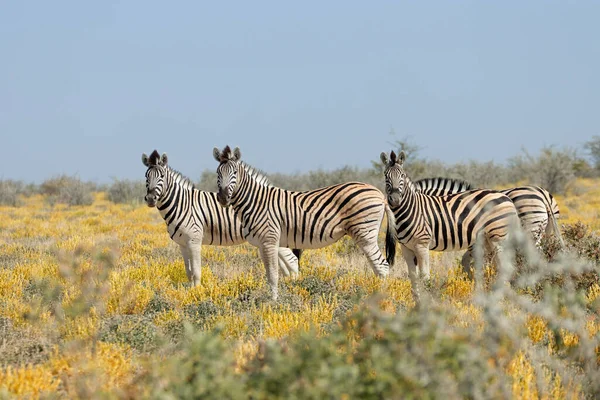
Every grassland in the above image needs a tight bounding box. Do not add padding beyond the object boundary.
[0,179,599,398]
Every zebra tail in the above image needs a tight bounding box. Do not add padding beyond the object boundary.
[547,206,565,249]
[385,204,396,266]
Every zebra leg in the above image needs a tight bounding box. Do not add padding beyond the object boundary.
[529,221,545,249]
[179,245,193,283]
[545,208,565,248]
[414,245,431,281]
[352,230,389,278]
[188,242,202,287]
[277,247,299,278]
[487,239,513,284]
[400,244,420,305]
[259,244,280,301]
[277,256,291,278]
[461,249,474,279]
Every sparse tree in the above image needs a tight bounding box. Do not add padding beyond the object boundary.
[372,130,425,176]
[508,146,577,194]
[584,135,600,172]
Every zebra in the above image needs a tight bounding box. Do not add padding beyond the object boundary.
[142,150,300,287]
[213,145,396,301]
[413,177,564,248]
[380,150,520,300]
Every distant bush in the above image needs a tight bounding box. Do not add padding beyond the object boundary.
[0,180,26,206]
[198,165,382,192]
[585,135,600,174]
[197,139,590,196]
[508,146,578,194]
[40,175,95,206]
[196,169,217,192]
[106,178,145,204]
[271,166,381,191]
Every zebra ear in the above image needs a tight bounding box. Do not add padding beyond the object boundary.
[213,147,221,162]
[142,153,150,167]
[380,152,389,165]
[233,147,241,161]
[398,151,406,165]
[390,150,397,164]
[160,153,168,166]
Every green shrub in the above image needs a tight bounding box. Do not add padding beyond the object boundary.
[99,315,162,352]
[562,222,600,265]
[292,275,335,298]
[140,325,245,400]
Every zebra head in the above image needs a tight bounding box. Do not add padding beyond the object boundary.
[141,150,169,207]
[380,150,407,207]
[213,145,241,207]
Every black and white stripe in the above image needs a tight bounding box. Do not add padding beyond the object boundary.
[214,145,396,300]
[142,150,299,287]
[413,177,563,247]
[380,151,520,300]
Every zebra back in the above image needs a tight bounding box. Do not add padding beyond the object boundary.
[413,177,560,218]
[501,185,560,222]
[413,177,473,196]
[381,153,518,252]
[411,176,561,242]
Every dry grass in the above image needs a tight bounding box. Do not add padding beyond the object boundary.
[0,179,599,398]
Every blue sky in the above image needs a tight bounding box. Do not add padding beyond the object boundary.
[1,1,598,183]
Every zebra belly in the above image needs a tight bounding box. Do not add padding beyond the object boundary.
[430,241,468,252]
[201,231,246,246]
[278,229,346,250]
[169,228,200,247]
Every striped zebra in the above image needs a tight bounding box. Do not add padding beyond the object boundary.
[413,178,564,247]
[380,150,520,300]
[142,150,300,287]
[213,145,396,301]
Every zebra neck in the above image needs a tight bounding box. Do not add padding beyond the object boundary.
[229,165,263,217]
[397,180,419,210]
[156,169,196,219]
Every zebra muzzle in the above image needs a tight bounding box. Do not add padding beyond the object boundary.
[388,191,401,207]
[145,194,157,207]
[217,190,230,207]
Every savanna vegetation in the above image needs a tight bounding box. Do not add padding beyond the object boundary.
[1,138,600,399]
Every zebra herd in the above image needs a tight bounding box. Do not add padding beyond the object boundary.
[142,146,563,303]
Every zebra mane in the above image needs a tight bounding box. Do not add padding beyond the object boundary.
[165,165,197,190]
[240,161,271,187]
[413,177,473,195]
